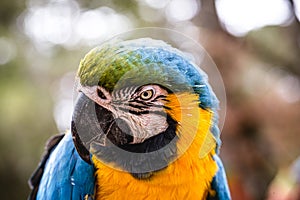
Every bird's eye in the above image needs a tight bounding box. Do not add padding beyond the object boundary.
[140,89,154,100]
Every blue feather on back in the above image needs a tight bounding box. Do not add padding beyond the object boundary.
[36,132,95,200]
[211,155,231,200]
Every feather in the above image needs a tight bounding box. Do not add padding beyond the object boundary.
[30,132,95,200]
[28,134,64,200]
[208,155,231,200]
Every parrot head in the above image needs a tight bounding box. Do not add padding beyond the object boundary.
[71,38,220,178]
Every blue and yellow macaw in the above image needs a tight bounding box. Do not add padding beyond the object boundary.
[28,38,231,199]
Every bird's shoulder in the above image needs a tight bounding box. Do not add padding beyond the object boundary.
[28,132,95,200]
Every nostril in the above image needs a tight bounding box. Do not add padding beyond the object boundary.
[97,88,107,99]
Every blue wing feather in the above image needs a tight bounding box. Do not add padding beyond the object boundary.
[210,155,231,200]
[36,132,95,200]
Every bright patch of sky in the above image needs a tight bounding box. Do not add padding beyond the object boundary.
[216,0,292,36]
[165,0,199,22]
[23,0,133,48]
[295,0,300,20]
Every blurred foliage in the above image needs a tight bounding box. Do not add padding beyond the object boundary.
[247,24,300,76]
[0,0,300,199]
[0,0,25,26]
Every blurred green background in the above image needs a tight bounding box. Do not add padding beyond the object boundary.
[0,0,300,199]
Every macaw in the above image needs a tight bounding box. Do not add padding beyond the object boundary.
[28,38,231,200]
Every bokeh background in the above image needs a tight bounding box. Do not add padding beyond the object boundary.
[0,0,300,199]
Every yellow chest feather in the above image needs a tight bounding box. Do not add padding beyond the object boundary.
[93,152,217,200]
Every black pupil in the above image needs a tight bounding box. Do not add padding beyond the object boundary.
[144,91,149,97]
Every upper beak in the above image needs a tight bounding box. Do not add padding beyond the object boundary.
[77,83,114,112]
